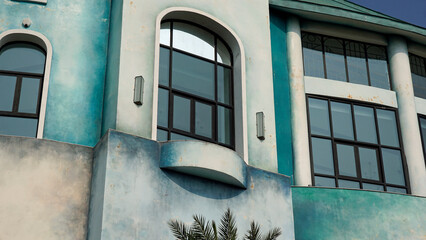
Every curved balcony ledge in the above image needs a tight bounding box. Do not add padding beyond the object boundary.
[160,140,247,188]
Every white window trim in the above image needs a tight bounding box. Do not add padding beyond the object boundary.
[151,7,248,163]
[0,29,52,139]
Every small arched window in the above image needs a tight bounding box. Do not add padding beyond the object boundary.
[156,20,234,149]
[0,42,46,137]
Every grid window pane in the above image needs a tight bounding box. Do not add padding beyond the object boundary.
[159,47,170,86]
[160,22,171,46]
[0,116,38,137]
[173,95,191,132]
[420,116,426,160]
[338,179,360,189]
[346,42,368,85]
[363,183,384,191]
[157,88,169,128]
[359,147,379,181]
[312,137,334,175]
[315,176,336,187]
[324,38,346,82]
[217,38,231,66]
[218,106,232,145]
[336,144,357,177]
[0,43,46,74]
[409,54,426,99]
[382,148,405,186]
[172,51,215,99]
[195,102,212,138]
[354,106,377,143]
[217,66,232,105]
[0,75,16,111]
[171,132,196,141]
[331,101,354,140]
[302,33,325,78]
[386,186,407,194]
[308,98,330,136]
[18,77,40,114]
[172,22,215,60]
[367,45,390,90]
[377,109,400,147]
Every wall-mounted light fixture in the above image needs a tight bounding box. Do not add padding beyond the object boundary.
[133,76,144,105]
[256,112,265,140]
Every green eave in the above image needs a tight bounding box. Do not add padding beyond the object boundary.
[270,0,426,45]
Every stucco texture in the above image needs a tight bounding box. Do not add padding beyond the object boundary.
[88,130,295,240]
[0,135,93,240]
[0,0,111,146]
[112,0,278,171]
[292,187,426,240]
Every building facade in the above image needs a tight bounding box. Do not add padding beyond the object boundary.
[0,0,425,239]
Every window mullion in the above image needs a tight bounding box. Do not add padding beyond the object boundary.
[12,75,23,113]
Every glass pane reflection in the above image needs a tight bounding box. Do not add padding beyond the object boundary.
[367,45,390,90]
[0,75,16,111]
[18,77,40,114]
[338,179,360,189]
[195,102,212,138]
[324,38,346,82]
[302,33,325,78]
[173,22,215,60]
[377,109,400,147]
[173,95,191,132]
[382,148,405,186]
[218,106,232,145]
[359,147,379,181]
[336,144,357,177]
[0,43,46,74]
[312,137,334,175]
[315,176,335,187]
[172,51,215,99]
[308,98,330,136]
[0,116,38,137]
[346,42,368,85]
[331,101,354,140]
[354,106,377,143]
[217,66,232,105]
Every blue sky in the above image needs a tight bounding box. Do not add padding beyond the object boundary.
[348,0,426,28]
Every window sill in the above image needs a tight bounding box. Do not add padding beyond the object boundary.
[304,76,397,108]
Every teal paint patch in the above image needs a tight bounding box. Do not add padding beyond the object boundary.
[270,11,294,182]
[101,0,123,136]
[292,187,426,240]
[0,0,111,146]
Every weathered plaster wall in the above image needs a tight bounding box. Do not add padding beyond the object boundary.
[0,0,111,146]
[0,135,93,240]
[112,0,278,171]
[269,11,294,181]
[88,130,295,240]
[101,0,123,136]
[292,187,426,240]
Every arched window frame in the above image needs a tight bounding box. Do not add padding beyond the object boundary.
[152,8,248,162]
[0,29,53,139]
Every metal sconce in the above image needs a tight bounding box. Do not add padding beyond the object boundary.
[133,76,144,105]
[256,112,265,140]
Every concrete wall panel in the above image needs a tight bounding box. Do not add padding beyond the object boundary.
[0,135,93,240]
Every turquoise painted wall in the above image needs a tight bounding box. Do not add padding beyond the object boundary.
[270,10,294,181]
[0,0,111,146]
[101,0,123,136]
[292,187,426,240]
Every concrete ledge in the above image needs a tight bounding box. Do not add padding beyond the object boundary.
[160,140,247,188]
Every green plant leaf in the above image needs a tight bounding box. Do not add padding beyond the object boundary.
[218,208,237,240]
[263,228,282,240]
[192,214,214,240]
[244,221,262,240]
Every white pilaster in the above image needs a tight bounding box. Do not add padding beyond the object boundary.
[388,36,426,196]
[287,16,312,186]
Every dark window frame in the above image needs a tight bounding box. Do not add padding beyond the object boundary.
[409,53,426,99]
[0,42,46,137]
[418,114,426,165]
[301,32,392,90]
[157,20,235,149]
[306,94,411,194]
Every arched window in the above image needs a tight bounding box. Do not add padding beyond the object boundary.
[0,42,46,137]
[156,20,234,149]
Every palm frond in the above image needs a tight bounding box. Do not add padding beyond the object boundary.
[244,221,262,240]
[192,214,214,240]
[168,219,190,240]
[212,220,218,240]
[218,208,237,240]
[263,227,282,240]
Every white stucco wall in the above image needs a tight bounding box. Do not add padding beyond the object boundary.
[113,0,278,171]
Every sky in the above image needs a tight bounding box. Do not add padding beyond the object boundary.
[348,0,426,28]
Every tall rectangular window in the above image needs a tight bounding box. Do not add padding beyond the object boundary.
[419,115,426,163]
[307,96,410,194]
[302,32,391,90]
[409,54,426,99]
